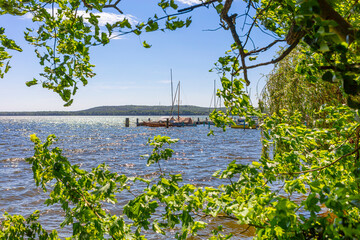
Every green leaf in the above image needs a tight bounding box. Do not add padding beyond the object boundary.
[25,78,38,87]
[143,41,151,48]
[319,41,330,52]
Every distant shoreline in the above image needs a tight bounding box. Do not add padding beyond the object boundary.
[0,105,224,116]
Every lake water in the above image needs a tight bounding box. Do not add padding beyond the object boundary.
[0,116,262,239]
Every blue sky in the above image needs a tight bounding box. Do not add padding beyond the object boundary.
[0,0,279,111]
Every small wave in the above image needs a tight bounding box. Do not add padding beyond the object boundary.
[0,157,25,162]
[120,163,135,168]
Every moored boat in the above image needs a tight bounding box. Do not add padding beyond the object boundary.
[231,116,259,129]
[140,70,196,128]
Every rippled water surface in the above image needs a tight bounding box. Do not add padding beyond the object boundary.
[0,116,262,239]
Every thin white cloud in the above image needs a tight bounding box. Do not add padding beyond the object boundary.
[23,8,137,27]
[158,80,171,84]
[77,10,137,26]
[176,0,201,5]
[96,85,132,90]
[92,82,135,90]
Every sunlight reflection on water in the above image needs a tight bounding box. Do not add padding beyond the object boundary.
[0,116,261,239]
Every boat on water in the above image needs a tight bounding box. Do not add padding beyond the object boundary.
[140,120,167,127]
[140,70,196,128]
[140,116,195,128]
[231,116,259,129]
[138,116,193,127]
[171,116,194,127]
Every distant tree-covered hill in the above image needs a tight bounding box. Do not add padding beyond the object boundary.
[0,105,225,116]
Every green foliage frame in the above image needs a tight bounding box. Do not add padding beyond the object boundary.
[1,0,360,239]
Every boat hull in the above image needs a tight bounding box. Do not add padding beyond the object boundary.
[230,124,258,129]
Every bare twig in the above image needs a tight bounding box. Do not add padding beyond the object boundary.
[243,0,274,48]
[245,39,285,56]
[235,40,299,73]
[103,0,123,14]
[178,0,218,13]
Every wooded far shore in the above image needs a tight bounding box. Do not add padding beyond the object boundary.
[0,105,225,116]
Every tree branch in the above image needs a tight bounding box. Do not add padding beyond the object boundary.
[245,39,286,56]
[319,64,360,73]
[178,0,218,13]
[236,39,299,73]
[243,0,274,48]
[81,0,93,9]
[221,0,250,86]
[280,145,360,175]
[317,0,355,44]
[103,0,123,14]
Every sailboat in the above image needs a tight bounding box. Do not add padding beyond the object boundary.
[140,70,194,127]
[170,80,194,127]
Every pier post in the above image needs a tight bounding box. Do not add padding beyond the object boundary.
[125,118,130,127]
[166,118,169,128]
[136,118,139,126]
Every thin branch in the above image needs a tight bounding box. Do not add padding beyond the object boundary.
[216,214,266,228]
[52,0,58,84]
[221,0,250,86]
[245,39,285,56]
[241,1,252,32]
[157,161,164,176]
[103,0,123,14]
[235,39,299,73]
[203,26,223,32]
[243,0,274,48]
[255,22,282,39]
[81,0,93,9]
[356,126,360,164]
[346,0,359,20]
[239,225,251,234]
[318,64,360,73]
[280,145,360,175]
[178,0,218,13]
[246,35,256,52]
[105,3,214,43]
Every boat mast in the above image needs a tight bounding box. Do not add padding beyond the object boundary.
[178,81,180,120]
[170,69,174,117]
[214,79,216,110]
